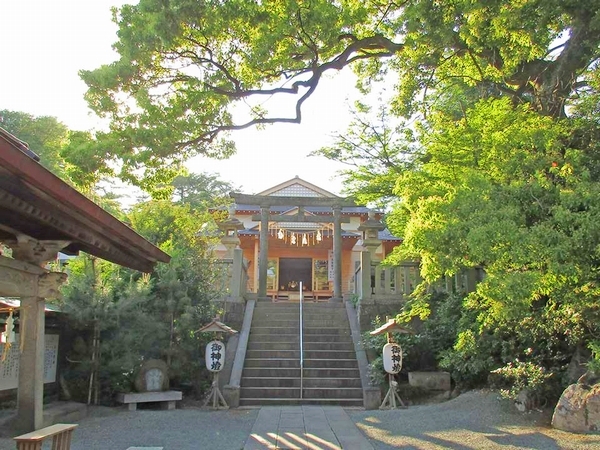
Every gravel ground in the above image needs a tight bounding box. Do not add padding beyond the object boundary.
[0,406,258,450]
[0,391,598,449]
[349,390,600,450]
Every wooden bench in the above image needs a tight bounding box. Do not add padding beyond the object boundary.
[14,423,78,450]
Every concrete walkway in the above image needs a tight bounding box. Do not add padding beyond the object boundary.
[243,406,374,450]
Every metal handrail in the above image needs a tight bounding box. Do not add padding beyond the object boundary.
[299,281,304,400]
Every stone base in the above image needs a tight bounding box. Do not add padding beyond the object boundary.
[116,390,182,411]
[364,387,381,410]
[408,372,451,391]
[223,385,240,408]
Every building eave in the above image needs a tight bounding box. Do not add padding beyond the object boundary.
[0,128,170,272]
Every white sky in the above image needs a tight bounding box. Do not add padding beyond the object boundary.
[0,1,359,196]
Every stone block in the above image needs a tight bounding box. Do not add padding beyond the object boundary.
[116,390,182,411]
[408,371,451,391]
[363,387,381,410]
[223,385,240,408]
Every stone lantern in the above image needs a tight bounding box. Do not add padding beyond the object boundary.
[217,204,245,258]
[358,210,385,262]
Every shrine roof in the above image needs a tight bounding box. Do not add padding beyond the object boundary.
[379,229,402,241]
[233,204,372,214]
[238,228,400,241]
[239,228,362,238]
[0,127,170,272]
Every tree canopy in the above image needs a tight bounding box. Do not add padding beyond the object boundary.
[82,0,599,185]
[0,109,111,189]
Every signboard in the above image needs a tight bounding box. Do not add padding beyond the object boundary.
[205,340,225,372]
[0,334,59,391]
[382,342,403,374]
[328,250,334,281]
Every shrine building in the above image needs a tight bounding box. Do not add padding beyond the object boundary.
[216,176,403,301]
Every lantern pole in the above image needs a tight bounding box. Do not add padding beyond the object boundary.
[196,318,238,410]
[377,317,407,409]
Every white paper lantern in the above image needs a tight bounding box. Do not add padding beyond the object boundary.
[382,342,403,374]
[206,340,225,372]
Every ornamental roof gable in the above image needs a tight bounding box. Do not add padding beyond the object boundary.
[257,176,339,198]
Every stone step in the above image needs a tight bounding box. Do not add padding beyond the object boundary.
[244,358,300,368]
[248,334,351,344]
[241,377,363,388]
[248,334,353,344]
[244,357,359,369]
[253,312,346,320]
[304,358,359,369]
[245,349,357,359]
[238,397,363,407]
[252,319,350,328]
[250,326,350,334]
[303,327,350,335]
[255,303,344,309]
[241,367,360,378]
[303,334,353,343]
[240,386,363,399]
[247,341,354,351]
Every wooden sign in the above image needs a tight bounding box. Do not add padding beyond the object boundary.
[383,342,403,374]
[205,340,225,372]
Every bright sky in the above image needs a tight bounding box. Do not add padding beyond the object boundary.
[1,1,358,196]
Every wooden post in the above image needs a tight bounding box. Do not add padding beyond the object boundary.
[332,205,342,300]
[258,206,269,299]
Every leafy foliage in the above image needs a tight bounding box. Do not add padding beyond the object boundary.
[82,0,600,186]
[60,196,226,402]
[0,109,111,189]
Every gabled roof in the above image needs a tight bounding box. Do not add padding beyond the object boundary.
[257,176,339,198]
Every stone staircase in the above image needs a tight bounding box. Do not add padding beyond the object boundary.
[239,302,363,406]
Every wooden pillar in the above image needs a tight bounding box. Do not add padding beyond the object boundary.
[253,239,259,293]
[258,206,269,299]
[17,295,46,431]
[4,239,69,432]
[332,206,342,300]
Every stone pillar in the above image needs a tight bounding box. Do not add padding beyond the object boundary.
[5,237,69,432]
[358,210,385,262]
[360,251,372,302]
[217,204,244,259]
[230,248,244,300]
[258,206,270,299]
[332,206,342,301]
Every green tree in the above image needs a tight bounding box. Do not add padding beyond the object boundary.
[311,100,418,208]
[171,171,237,210]
[60,198,224,402]
[388,94,600,397]
[0,109,111,189]
[81,0,599,186]
[1,109,69,177]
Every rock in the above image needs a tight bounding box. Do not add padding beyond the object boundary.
[515,389,535,412]
[565,346,591,384]
[134,359,170,393]
[552,383,600,433]
[578,371,600,386]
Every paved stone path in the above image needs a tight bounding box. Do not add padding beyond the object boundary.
[243,406,374,450]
